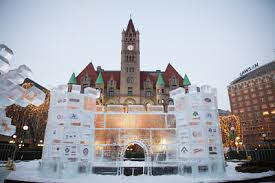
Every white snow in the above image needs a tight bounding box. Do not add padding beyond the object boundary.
[5,160,275,183]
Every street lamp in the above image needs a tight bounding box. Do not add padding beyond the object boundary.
[262,133,266,148]
[22,125,28,146]
[230,127,235,150]
[12,134,17,139]
[23,125,28,131]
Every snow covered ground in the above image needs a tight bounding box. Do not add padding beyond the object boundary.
[5,160,275,183]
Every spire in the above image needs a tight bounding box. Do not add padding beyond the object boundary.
[156,73,165,86]
[183,74,191,86]
[68,72,77,84]
[96,71,104,84]
[126,18,136,33]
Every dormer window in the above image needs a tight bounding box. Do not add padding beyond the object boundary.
[146,88,152,97]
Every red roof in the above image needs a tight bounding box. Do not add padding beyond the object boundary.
[76,62,184,89]
[163,63,183,86]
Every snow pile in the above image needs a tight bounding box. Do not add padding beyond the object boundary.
[6,160,275,183]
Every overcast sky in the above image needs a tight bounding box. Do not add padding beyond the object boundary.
[0,0,274,110]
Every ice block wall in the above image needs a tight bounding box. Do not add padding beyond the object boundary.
[41,85,99,178]
[170,85,225,176]
[0,44,46,136]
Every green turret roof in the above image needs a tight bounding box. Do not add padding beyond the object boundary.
[183,74,191,86]
[96,71,104,84]
[156,73,165,85]
[68,72,77,84]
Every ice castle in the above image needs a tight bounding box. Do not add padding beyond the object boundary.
[41,83,225,177]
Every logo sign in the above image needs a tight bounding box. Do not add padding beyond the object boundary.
[209,146,217,155]
[206,112,212,119]
[240,63,258,77]
[69,98,80,103]
[181,146,188,153]
[208,127,218,138]
[65,147,70,153]
[192,111,200,120]
[204,98,211,103]
[83,148,89,156]
[57,114,63,120]
[193,148,203,154]
[69,113,78,120]
[57,98,66,103]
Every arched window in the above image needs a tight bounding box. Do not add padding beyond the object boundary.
[168,99,174,105]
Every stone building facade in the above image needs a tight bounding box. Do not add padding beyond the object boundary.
[72,19,191,107]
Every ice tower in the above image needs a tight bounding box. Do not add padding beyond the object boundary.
[170,85,225,176]
[40,84,99,178]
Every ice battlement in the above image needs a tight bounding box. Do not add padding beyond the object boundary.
[41,84,225,178]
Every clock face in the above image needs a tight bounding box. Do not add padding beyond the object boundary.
[127,45,134,51]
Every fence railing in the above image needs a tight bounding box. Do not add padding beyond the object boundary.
[226,149,275,161]
[0,143,16,167]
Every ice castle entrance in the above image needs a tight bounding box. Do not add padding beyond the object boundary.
[121,141,149,176]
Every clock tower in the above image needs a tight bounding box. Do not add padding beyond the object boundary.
[120,18,140,104]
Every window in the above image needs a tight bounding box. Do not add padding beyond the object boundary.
[128,87,133,96]
[261,104,267,109]
[230,92,235,97]
[127,77,134,83]
[146,88,152,97]
[108,87,114,96]
[244,95,249,100]
[244,89,248,94]
[268,96,274,101]
[252,99,258,104]
[251,93,257,98]
[259,92,264,96]
[248,113,253,118]
[238,96,243,101]
[262,111,269,116]
[240,108,245,113]
[253,105,259,110]
[270,103,275,108]
[161,88,164,94]
[265,84,271,88]
[267,90,272,94]
[271,110,275,114]
[245,101,251,106]
[255,112,261,118]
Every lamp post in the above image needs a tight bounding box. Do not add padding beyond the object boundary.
[230,126,235,150]
[22,124,28,146]
[235,136,240,153]
[262,133,266,149]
